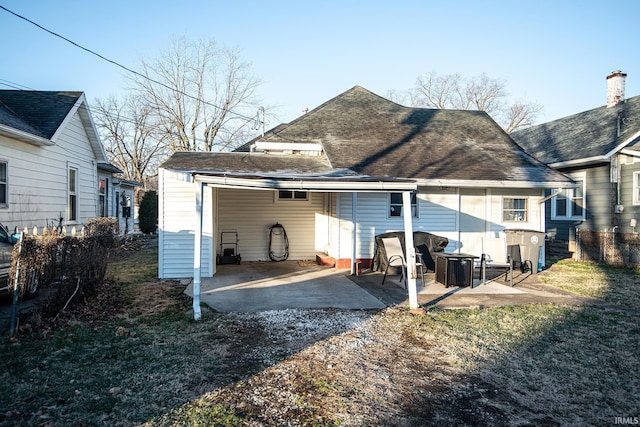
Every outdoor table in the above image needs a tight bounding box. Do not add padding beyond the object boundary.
[434,253,479,287]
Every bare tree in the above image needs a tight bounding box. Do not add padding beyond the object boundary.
[389,71,542,133]
[93,94,165,185]
[132,36,262,152]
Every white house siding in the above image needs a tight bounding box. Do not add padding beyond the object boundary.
[0,112,99,232]
[158,169,213,279]
[216,188,325,261]
[334,187,545,262]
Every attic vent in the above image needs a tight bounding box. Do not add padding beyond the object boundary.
[254,141,323,156]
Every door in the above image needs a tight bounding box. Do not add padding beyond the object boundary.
[459,189,486,256]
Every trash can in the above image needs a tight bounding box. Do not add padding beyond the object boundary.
[504,229,546,273]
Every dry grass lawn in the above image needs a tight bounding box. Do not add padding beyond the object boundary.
[1,243,638,426]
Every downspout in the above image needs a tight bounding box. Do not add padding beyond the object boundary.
[192,181,204,321]
[402,191,418,309]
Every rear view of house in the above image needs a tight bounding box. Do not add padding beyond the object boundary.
[158,86,572,282]
[0,91,136,233]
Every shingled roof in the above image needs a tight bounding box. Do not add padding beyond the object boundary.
[163,86,571,187]
[511,95,640,165]
[0,91,83,139]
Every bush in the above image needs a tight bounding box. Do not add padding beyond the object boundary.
[139,190,158,234]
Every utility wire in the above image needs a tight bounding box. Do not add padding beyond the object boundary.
[0,4,257,123]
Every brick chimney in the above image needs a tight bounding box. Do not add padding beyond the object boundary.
[606,70,627,108]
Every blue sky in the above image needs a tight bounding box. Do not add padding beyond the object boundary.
[1,0,639,127]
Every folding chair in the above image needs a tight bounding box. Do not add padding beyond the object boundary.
[381,237,407,287]
[481,237,514,287]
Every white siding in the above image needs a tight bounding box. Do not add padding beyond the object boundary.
[158,169,213,279]
[217,188,324,261]
[0,112,99,231]
[334,187,545,261]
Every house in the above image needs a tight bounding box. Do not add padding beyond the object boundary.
[158,86,572,313]
[511,71,640,253]
[0,90,138,234]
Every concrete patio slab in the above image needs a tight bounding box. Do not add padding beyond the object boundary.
[184,261,386,312]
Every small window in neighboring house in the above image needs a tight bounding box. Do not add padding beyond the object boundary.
[503,198,528,222]
[552,176,585,220]
[68,167,78,222]
[633,171,640,205]
[389,193,418,218]
[0,161,7,207]
[277,190,308,201]
[99,178,107,217]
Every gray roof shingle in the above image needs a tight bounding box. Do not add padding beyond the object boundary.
[0,91,82,139]
[164,86,570,186]
[511,95,640,165]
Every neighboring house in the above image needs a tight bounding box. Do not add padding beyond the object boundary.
[158,85,572,289]
[512,71,640,251]
[0,90,138,234]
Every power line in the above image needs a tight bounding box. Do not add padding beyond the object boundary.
[0,4,257,123]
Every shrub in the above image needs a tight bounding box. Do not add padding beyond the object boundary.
[139,190,158,234]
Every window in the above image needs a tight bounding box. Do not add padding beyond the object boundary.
[98,178,107,217]
[277,190,308,201]
[503,198,528,222]
[68,167,78,222]
[551,175,585,220]
[633,171,640,205]
[0,161,7,208]
[115,191,120,218]
[389,192,418,217]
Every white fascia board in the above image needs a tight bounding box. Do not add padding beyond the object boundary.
[254,141,323,152]
[193,174,417,192]
[620,148,640,158]
[604,130,640,159]
[0,124,54,146]
[548,156,608,168]
[415,179,575,189]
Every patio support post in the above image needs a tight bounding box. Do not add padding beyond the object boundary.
[351,192,358,275]
[402,191,418,309]
[192,181,204,320]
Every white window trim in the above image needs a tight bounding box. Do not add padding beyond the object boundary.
[0,159,8,209]
[633,171,640,206]
[551,172,586,221]
[68,166,79,223]
[388,192,418,219]
[274,189,310,203]
[502,197,528,223]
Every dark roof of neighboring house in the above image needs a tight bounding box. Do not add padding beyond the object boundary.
[0,91,82,139]
[511,95,640,165]
[163,86,570,186]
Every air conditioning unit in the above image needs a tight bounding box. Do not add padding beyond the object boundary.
[615,204,625,213]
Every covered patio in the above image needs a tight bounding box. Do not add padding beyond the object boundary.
[183,261,550,313]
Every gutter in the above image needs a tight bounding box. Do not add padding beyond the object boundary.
[192,174,417,192]
[414,178,575,189]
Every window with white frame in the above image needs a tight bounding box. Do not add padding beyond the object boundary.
[389,192,418,217]
[98,178,107,217]
[633,171,640,205]
[276,190,308,201]
[68,167,78,222]
[0,161,7,208]
[503,197,528,222]
[551,175,585,220]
